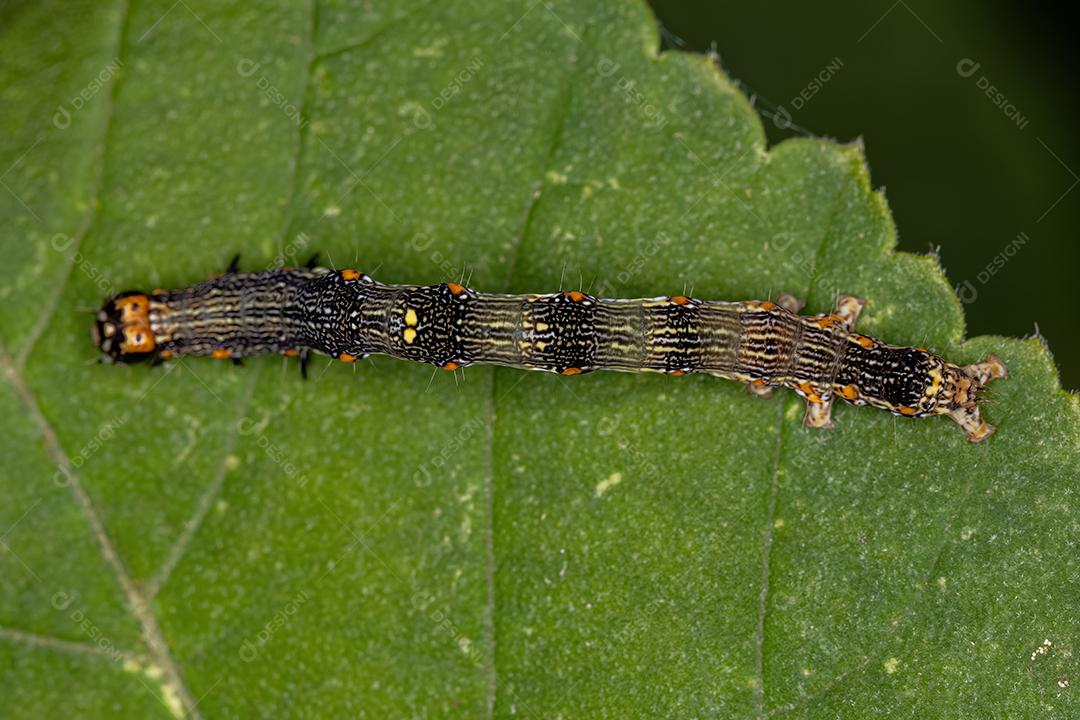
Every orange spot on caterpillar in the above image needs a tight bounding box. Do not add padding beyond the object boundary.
[341,269,362,281]
[756,301,777,311]
[158,349,174,360]
[669,369,686,376]
[838,384,859,401]
[564,291,586,302]
[916,347,929,353]
[854,335,875,349]
[339,353,357,362]
[282,348,299,357]
[211,348,232,359]
[797,382,822,403]
[670,296,690,305]
[562,367,582,375]
[122,329,155,353]
[446,283,466,295]
[115,295,150,323]
[751,378,768,386]
[151,288,167,296]
[442,361,460,371]
[815,315,841,329]
[898,405,919,416]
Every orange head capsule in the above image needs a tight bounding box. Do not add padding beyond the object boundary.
[92,291,159,363]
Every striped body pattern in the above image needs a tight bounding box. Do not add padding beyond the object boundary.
[93,265,1007,441]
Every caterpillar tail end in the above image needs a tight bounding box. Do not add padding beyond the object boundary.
[944,355,1008,443]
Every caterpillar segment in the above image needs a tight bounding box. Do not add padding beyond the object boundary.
[93,265,1006,442]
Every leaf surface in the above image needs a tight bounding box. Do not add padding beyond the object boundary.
[1,0,1077,717]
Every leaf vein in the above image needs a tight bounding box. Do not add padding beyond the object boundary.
[0,341,204,719]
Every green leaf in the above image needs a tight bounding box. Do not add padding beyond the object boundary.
[2,0,1078,717]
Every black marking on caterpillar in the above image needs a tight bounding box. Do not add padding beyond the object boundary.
[92,264,1007,442]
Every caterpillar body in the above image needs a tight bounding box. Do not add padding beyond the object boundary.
[92,263,1006,442]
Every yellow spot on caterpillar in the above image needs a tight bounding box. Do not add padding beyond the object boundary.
[927,369,943,396]
[211,348,232,359]
[339,353,357,362]
[405,308,418,327]
[341,269,362,281]
[403,328,417,344]
[883,657,900,674]
[595,472,623,497]
[535,322,550,332]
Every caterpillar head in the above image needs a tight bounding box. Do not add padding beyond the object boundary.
[930,355,1008,442]
[92,291,157,362]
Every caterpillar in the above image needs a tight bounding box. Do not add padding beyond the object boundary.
[92,260,1006,442]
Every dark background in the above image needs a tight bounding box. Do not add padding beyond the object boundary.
[648,0,1079,389]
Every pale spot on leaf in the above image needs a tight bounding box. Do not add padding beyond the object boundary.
[595,472,623,497]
